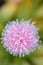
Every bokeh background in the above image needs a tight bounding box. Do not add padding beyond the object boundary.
[0,0,43,65]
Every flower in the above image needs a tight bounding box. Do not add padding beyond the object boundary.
[2,19,39,57]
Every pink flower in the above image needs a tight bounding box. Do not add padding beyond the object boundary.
[2,19,39,57]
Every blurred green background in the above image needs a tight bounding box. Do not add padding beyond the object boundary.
[0,0,43,65]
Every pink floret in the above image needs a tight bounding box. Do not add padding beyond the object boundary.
[2,19,39,57]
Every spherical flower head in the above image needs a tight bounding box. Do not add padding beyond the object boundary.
[2,19,40,57]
